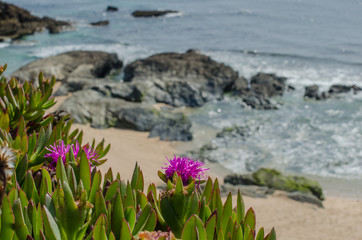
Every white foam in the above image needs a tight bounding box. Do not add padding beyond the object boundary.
[0,42,10,48]
[164,11,184,18]
[30,43,154,64]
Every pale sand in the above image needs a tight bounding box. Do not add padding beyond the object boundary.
[74,124,362,240]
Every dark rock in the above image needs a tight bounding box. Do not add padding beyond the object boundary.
[216,126,251,138]
[221,183,274,198]
[304,84,362,101]
[0,2,70,41]
[90,20,109,26]
[123,50,239,107]
[328,84,362,95]
[224,174,256,186]
[149,112,193,141]
[106,6,118,12]
[12,51,123,86]
[241,93,278,110]
[285,191,323,208]
[224,168,324,200]
[132,10,178,18]
[304,85,323,100]
[230,76,248,93]
[250,72,287,98]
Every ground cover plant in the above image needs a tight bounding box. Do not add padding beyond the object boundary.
[0,65,276,239]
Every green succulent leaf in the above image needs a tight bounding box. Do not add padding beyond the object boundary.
[0,194,15,239]
[181,214,206,240]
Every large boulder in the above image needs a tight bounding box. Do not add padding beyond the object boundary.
[250,72,287,98]
[59,89,192,141]
[12,51,123,86]
[123,49,239,107]
[224,168,324,201]
[0,2,70,41]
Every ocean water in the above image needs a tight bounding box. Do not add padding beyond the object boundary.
[2,0,362,197]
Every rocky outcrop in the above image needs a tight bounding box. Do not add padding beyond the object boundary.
[224,168,324,201]
[59,89,192,141]
[232,72,288,110]
[12,51,122,87]
[132,10,178,17]
[12,50,193,141]
[124,49,240,107]
[106,6,118,12]
[90,20,109,26]
[304,84,361,100]
[0,1,70,41]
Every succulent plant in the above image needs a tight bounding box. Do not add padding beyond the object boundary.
[0,67,276,239]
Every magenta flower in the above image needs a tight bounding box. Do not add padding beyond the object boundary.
[45,141,99,169]
[83,144,100,165]
[162,156,208,185]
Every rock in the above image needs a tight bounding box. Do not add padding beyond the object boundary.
[224,168,324,200]
[106,6,118,12]
[285,192,323,208]
[59,89,193,141]
[90,20,109,26]
[216,126,251,138]
[132,10,178,17]
[12,51,123,85]
[250,72,287,98]
[224,174,256,186]
[123,49,239,107]
[149,112,193,141]
[304,85,322,100]
[304,84,362,101]
[241,93,278,110]
[0,2,70,41]
[220,183,274,198]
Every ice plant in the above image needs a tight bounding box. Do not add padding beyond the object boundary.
[162,155,208,185]
[83,144,99,165]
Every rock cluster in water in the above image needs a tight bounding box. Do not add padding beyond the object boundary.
[0,1,70,41]
[304,84,362,100]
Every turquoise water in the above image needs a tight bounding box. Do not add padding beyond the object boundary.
[2,0,362,196]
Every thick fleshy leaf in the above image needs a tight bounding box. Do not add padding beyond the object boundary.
[244,208,256,231]
[0,194,15,239]
[93,214,108,240]
[120,218,132,240]
[13,199,30,239]
[42,206,61,240]
[111,191,124,239]
[181,215,207,240]
[205,211,217,240]
[80,149,91,193]
[256,227,264,240]
[236,190,245,224]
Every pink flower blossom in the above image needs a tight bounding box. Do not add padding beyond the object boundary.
[45,141,98,169]
[162,156,208,185]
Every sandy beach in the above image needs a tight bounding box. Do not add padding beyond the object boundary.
[73,123,362,240]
